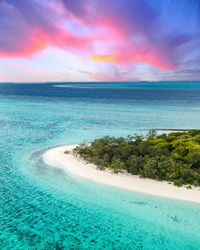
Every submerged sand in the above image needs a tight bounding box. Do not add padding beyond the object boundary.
[43,145,200,204]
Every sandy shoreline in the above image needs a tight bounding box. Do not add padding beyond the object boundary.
[43,145,200,204]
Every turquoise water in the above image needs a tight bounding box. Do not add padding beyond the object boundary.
[0,82,200,249]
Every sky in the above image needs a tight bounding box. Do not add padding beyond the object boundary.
[0,0,200,82]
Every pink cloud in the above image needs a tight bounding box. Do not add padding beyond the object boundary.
[0,0,197,73]
[0,0,91,58]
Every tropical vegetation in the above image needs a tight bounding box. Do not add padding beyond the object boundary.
[73,130,200,187]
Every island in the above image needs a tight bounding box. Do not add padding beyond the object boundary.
[43,130,200,204]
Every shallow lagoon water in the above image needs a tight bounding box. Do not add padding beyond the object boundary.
[0,82,200,249]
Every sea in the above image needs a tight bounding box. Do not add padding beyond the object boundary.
[0,82,200,249]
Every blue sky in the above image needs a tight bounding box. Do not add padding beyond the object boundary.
[0,0,200,82]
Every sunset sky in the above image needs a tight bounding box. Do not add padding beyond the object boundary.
[0,0,200,82]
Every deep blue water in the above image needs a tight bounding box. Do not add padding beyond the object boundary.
[0,82,200,249]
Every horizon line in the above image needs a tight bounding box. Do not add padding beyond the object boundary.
[1,80,200,84]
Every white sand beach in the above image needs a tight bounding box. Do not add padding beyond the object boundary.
[43,145,200,204]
